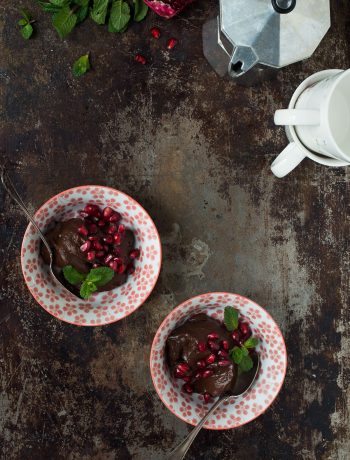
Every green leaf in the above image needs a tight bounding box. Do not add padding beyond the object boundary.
[72,53,90,77]
[18,18,28,26]
[76,4,89,23]
[21,23,34,39]
[244,337,259,349]
[230,346,243,364]
[133,0,148,22]
[80,280,97,299]
[20,9,31,22]
[90,0,109,25]
[239,354,254,373]
[224,306,239,331]
[108,0,130,33]
[53,6,78,38]
[241,346,249,356]
[86,267,114,286]
[50,0,70,5]
[63,265,87,285]
[37,1,62,13]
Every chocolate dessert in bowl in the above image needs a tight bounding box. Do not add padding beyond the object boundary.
[150,293,287,430]
[21,186,162,326]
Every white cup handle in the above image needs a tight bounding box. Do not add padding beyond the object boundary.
[274,109,320,126]
[271,142,307,178]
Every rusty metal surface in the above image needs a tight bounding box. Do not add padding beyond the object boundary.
[1,1,350,459]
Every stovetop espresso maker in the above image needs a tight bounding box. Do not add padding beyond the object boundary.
[203,0,330,84]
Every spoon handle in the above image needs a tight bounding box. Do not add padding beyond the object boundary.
[167,394,228,460]
[0,169,53,258]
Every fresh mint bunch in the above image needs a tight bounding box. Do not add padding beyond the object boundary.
[37,0,148,39]
[18,10,35,39]
[63,265,114,299]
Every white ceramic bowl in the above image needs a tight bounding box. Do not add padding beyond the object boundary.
[21,185,162,326]
[150,292,287,429]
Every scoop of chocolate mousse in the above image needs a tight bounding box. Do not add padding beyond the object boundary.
[166,314,238,397]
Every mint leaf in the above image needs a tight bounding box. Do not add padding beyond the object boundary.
[18,18,28,26]
[51,0,70,6]
[72,53,90,77]
[230,346,243,364]
[90,0,109,25]
[108,0,130,33]
[20,9,31,22]
[86,267,114,286]
[241,346,249,356]
[53,6,77,38]
[244,337,259,349]
[133,0,148,22]
[37,1,63,13]
[224,306,239,331]
[80,280,97,299]
[76,2,89,23]
[21,23,34,39]
[63,265,87,285]
[239,354,254,373]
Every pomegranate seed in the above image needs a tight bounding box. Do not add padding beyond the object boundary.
[93,241,103,251]
[102,207,114,220]
[109,260,119,272]
[203,393,212,404]
[202,369,214,378]
[92,263,100,268]
[196,360,206,369]
[87,251,96,262]
[183,383,193,394]
[197,341,206,352]
[109,212,121,223]
[97,219,106,227]
[231,330,241,344]
[135,53,146,65]
[78,225,88,237]
[84,204,101,217]
[89,224,98,234]
[80,241,91,252]
[129,249,140,260]
[176,363,190,374]
[104,254,113,265]
[207,332,219,340]
[167,38,177,50]
[96,250,105,258]
[114,233,122,245]
[194,371,203,379]
[127,264,135,275]
[103,235,113,244]
[206,353,216,365]
[208,341,220,351]
[218,349,229,358]
[218,360,231,367]
[118,224,126,234]
[107,224,118,234]
[88,236,99,241]
[221,340,230,350]
[239,322,251,337]
[117,263,126,274]
[150,26,160,39]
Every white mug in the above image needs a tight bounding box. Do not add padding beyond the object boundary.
[271,69,350,178]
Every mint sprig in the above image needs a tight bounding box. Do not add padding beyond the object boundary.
[63,265,114,299]
[224,306,239,331]
[18,10,35,39]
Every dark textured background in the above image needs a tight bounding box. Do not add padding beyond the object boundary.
[1,1,350,459]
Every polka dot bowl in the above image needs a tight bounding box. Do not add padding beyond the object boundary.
[150,292,287,429]
[21,185,162,326]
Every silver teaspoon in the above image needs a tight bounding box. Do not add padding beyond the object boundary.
[167,354,260,460]
[1,169,80,300]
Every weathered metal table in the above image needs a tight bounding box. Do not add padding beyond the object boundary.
[1,1,349,458]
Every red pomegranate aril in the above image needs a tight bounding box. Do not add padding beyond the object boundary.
[109,260,119,272]
[78,225,88,237]
[207,332,219,340]
[80,241,91,252]
[221,340,230,350]
[183,383,193,394]
[231,330,241,343]
[87,251,96,262]
[176,363,190,375]
[109,212,121,223]
[218,360,231,367]
[239,322,251,337]
[218,349,229,359]
[203,393,212,404]
[102,207,114,220]
[114,233,122,245]
[117,263,126,274]
[208,341,220,351]
[196,359,206,369]
[103,235,113,244]
[127,264,135,275]
[150,26,160,39]
[96,250,105,258]
[194,371,203,380]
[104,254,113,265]
[197,341,207,352]
[206,353,216,365]
[84,204,97,215]
[129,249,140,259]
[93,241,104,251]
[89,223,98,234]
[135,53,146,64]
[107,224,118,235]
[88,236,99,241]
[118,224,126,234]
[97,219,106,227]
[167,37,178,50]
[202,369,214,378]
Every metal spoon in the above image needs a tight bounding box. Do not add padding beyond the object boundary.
[0,169,80,300]
[167,354,260,460]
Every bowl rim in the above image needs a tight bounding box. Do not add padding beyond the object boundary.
[20,184,162,326]
[149,291,288,430]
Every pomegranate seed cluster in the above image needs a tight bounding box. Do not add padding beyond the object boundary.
[134,27,178,65]
[77,203,140,275]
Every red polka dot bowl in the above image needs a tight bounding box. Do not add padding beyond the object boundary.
[21,185,162,326]
[150,292,287,429]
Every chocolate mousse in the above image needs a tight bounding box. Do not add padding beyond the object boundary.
[166,314,238,399]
